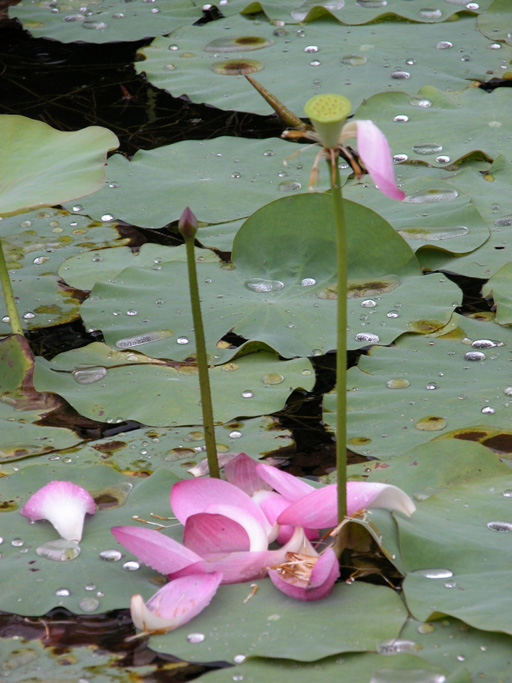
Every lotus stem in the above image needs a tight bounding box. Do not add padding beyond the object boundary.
[179,208,220,479]
[330,158,348,556]
[0,238,24,337]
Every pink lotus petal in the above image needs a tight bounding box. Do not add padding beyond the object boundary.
[269,547,340,601]
[20,481,96,542]
[347,481,416,517]
[277,484,338,528]
[201,504,269,550]
[130,572,222,633]
[187,452,239,478]
[278,481,416,528]
[255,463,315,502]
[170,478,271,535]
[253,490,319,544]
[112,526,201,575]
[354,120,405,201]
[224,453,271,495]
[172,527,307,584]
[183,512,251,554]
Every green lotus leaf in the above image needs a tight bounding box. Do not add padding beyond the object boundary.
[58,243,219,292]
[0,208,129,333]
[32,342,315,426]
[8,0,244,44]
[425,155,512,278]
[195,217,246,253]
[134,16,511,115]
[355,86,512,169]
[205,653,457,683]
[148,580,408,662]
[343,164,489,259]
[0,115,118,217]
[63,136,330,227]
[336,314,512,459]
[348,442,512,634]
[477,0,512,45]
[0,465,186,615]
[56,417,294,477]
[0,638,152,682]
[78,194,460,362]
[482,263,512,325]
[241,0,490,24]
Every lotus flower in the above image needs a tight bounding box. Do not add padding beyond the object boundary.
[284,93,404,201]
[130,572,222,634]
[112,476,308,585]
[20,480,96,542]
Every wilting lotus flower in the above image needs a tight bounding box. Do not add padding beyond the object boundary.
[130,572,222,634]
[20,480,96,542]
[112,476,308,585]
[284,93,404,201]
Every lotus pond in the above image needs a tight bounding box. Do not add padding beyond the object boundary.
[1,0,512,681]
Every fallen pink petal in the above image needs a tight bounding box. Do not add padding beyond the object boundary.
[130,572,223,634]
[278,481,415,529]
[20,480,96,542]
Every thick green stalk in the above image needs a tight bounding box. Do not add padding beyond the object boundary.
[331,157,348,554]
[183,233,220,479]
[0,238,24,336]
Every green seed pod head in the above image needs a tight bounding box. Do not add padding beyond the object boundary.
[304,94,352,149]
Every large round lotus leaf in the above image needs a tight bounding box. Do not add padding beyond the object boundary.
[343,165,489,257]
[0,209,129,333]
[355,86,512,168]
[205,653,457,683]
[195,217,246,253]
[241,0,490,24]
[427,155,512,278]
[32,342,315,426]
[134,16,508,115]
[330,314,512,459]
[0,465,187,615]
[348,443,512,634]
[478,0,512,44]
[398,459,512,634]
[58,243,219,292]
[63,137,330,228]
[0,115,118,217]
[0,638,148,683]
[8,0,244,44]
[66,417,293,476]
[148,580,408,662]
[399,617,512,680]
[482,263,512,325]
[79,194,460,362]
[0,415,79,464]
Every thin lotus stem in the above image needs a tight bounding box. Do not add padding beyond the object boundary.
[181,216,220,479]
[0,238,24,336]
[329,152,348,558]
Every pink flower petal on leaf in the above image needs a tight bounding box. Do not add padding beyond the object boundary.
[278,484,338,528]
[20,481,96,542]
[183,512,251,554]
[278,481,415,528]
[112,526,201,575]
[253,490,318,544]
[354,120,405,201]
[170,478,271,535]
[269,547,340,601]
[224,453,271,495]
[347,481,416,517]
[255,463,315,501]
[130,572,222,633]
